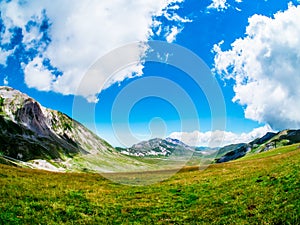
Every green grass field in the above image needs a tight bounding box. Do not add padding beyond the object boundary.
[0,144,299,224]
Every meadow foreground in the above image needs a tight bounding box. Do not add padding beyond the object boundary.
[0,144,299,224]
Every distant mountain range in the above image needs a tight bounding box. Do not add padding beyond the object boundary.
[117,130,300,163]
[0,86,300,172]
[116,137,195,157]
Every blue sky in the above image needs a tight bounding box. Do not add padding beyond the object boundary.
[0,0,300,147]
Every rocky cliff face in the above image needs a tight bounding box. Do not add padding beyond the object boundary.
[0,86,114,161]
[0,86,145,172]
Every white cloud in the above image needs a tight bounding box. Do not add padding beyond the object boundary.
[0,0,187,102]
[161,7,192,23]
[169,125,274,147]
[207,0,243,11]
[208,0,229,11]
[3,76,8,86]
[213,4,300,130]
[0,47,14,66]
[166,26,182,43]
[23,57,55,91]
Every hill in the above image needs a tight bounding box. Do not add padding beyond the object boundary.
[215,129,300,163]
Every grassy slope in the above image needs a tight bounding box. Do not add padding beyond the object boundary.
[0,145,299,224]
[238,144,300,161]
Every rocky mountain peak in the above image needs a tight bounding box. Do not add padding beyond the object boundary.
[0,86,50,136]
[16,99,51,136]
[0,86,119,170]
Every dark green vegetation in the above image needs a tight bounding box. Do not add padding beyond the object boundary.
[1,144,299,224]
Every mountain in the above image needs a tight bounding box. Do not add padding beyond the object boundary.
[215,129,300,163]
[250,132,277,146]
[0,87,111,159]
[0,86,146,172]
[215,143,246,159]
[118,128,300,163]
[1,87,299,171]
[117,137,195,157]
[250,130,300,151]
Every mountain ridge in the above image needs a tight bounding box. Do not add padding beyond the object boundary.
[215,129,300,163]
[0,86,111,158]
[118,128,300,164]
[117,137,195,157]
[0,86,147,172]
[1,86,300,172]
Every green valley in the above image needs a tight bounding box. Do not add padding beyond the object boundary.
[1,144,299,224]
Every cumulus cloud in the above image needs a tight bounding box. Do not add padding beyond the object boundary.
[23,57,55,91]
[0,0,188,102]
[213,4,300,129]
[169,125,274,147]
